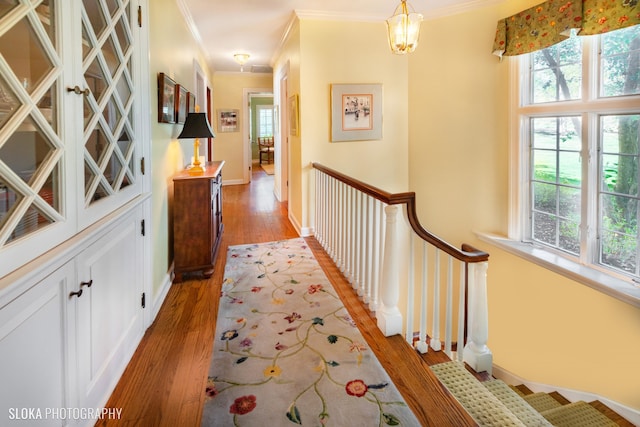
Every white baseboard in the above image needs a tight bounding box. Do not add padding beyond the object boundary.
[150,268,173,326]
[222,178,245,186]
[300,226,314,237]
[492,364,640,425]
[287,211,303,236]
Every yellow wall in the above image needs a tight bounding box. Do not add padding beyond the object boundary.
[273,20,302,223]
[147,0,640,409]
[409,1,640,408]
[275,18,411,231]
[211,73,274,182]
[148,0,212,295]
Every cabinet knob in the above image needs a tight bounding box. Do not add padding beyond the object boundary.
[69,289,83,298]
[67,85,90,96]
[80,280,93,288]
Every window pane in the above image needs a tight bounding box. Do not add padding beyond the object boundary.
[530,117,582,254]
[531,37,582,103]
[599,114,639,275]
[533,149,557,182]
[257,106,274,137]
[0,117,56,185]
[600,25,640,98]
[533,182,556,214]
[600,195,638,275]
[559,218,580,254]
[533,211,557,246]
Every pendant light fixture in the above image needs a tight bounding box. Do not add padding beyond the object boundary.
[386,0,423,54]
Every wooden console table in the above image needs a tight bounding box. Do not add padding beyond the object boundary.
[172,161,224,282]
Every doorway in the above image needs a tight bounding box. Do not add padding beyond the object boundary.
[242,89,273,183]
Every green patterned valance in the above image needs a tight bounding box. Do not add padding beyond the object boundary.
[493,0,640,58]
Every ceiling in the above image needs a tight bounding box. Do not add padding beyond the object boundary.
[177,0,489,74]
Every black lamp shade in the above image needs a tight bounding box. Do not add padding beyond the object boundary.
[177,113,215,139]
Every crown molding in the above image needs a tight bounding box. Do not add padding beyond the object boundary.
[175,0,213,70]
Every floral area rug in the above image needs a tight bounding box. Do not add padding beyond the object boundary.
[201,238,420,426]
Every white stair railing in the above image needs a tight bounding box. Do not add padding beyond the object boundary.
[313,163,492,373]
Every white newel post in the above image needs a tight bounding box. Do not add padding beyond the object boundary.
[377,205,403,336]
[463,261,493,374]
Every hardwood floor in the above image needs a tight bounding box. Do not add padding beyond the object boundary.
[98,168,475,427]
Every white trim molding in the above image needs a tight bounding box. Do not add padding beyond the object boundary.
[478,232,640,308]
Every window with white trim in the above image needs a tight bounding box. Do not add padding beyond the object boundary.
[256,105,274,137]
[515,25,640,281]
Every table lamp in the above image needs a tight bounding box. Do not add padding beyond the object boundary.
[177,112,215,175]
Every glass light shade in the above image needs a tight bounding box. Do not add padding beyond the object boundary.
[233,53,250,71]
[386,1,423,54]
[233,53,250,65]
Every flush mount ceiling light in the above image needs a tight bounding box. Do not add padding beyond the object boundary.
[233,53,250,72]
[386,0,423,54]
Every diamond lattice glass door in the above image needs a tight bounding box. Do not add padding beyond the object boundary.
[0,1,63,246]
[81,0,135,205]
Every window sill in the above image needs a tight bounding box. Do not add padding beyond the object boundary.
[477,233,640,309]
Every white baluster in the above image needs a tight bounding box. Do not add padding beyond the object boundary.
[367,198,375,304]
[370,200,381,312]
[314,171,320,244]
[350,187,356,284]
[431,250,442,351]
[358,193,367,296]
[372,202,386,311]
[406,233,415,344]
[361,196,371,300]
[335,181,345,272]
[345,185,350,275]
[415,241,428,353]
[456,263,465,362]
[321,173,327,247]
[463,261,492,374]
[329,178,338,264]
[444,256,453,358]
[377,204,402,336]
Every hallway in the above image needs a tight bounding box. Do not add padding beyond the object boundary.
[98,168,472,426]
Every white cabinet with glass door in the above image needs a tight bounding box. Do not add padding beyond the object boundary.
[0,0,150,419]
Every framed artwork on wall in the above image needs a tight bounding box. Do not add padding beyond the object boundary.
[187,92,196,114]
[330,83,382,142]
[175,84,189,124]
[289,94,299,136]
[157,73,176,123]
[218,109,239,132]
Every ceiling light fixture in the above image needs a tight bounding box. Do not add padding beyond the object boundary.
[233,53,250,72]
[386,0,423,54]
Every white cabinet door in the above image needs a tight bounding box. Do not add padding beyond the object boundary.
[72,208,144,410]
[0,262,73,426]
[0,0,149,279]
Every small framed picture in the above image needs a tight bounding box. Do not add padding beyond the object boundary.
[217,109,239,132]
[289,94,299,136]
[175,84,189,124]
[330,83,383,142]
[158,73,176,123]
[187,92,196,114]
